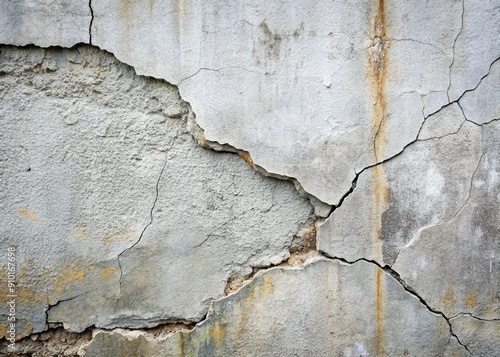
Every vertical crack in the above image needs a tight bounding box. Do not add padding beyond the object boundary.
[89,0,94,45]
[447,0,464,102]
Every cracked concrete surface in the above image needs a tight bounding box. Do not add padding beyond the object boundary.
[0,45,312,337]
[84,259,468,357]
[1,0,500,356]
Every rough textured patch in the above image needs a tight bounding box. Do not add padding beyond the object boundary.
[393,120,500,320]
[1,1,500,355]
[18,0,460,205]
[0,45,312,336]
[0,328,92,357]
[83,259,465,357]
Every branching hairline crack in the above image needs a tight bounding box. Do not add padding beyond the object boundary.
[115,124,185,301]
[446,0,464,102]
[178,66,271,84]
[449,312,500,322]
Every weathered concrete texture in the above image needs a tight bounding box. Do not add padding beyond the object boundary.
[84,259,466,357]
[0,45,312,337]
[0,1,90,47]
[393,120,500,321]
[319,112,482,267]
[87,0,463,205]
[0,1,497,207]
[450,315,500,357]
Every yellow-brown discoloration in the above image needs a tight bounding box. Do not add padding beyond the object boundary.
[172,0,189,24]
[441,285,456,314]
[55,264,86,296]
[235,272,275,341]
[209,321,225,348]
[465,292,478,308]
[375,268,384,355]
[0,322,33,340]
[102,227,134,245]
[182,0,189,20]
[148,0,155,15]
[101,267,117,278]
[0,323,7,339]
[369,1,390,355]
[75,225,88,241]
[0,268,46,305]
[238,151,255,168]
[369,0,390,161]
[120,0,133,18]
[17,207,39,223]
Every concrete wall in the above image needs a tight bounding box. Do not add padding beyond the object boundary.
[1,1,499,356]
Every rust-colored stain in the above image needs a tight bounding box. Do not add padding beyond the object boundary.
[465,292,478,308]
[375,268,384,355]
[178,333,186,357]
[238,151,255,168]
[17,207,39,223]
[0,268,46,305]
[441,284,456,315]
[369,0,390,162]
[173,0,189,24]
[55,264,86,296]
[235,272,275,340]
[441,285,455,304]
[369,0,390,355]
[101,267,117,278]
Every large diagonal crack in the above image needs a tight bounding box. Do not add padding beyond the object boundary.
[326,115,427,219]
[318,251,472,355]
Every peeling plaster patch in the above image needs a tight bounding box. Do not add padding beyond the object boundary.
[0,45,313,337]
